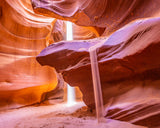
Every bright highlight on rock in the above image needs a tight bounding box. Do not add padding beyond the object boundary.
[66,21,76,106]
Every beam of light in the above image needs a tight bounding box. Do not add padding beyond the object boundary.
[67,84,76,106]
[66,21,73,41]
[66,21,76,106]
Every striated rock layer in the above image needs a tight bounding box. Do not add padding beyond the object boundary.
[32,0,160,35]
[0,0,99,110]
[0,0,63,110]
[37,18,160,127]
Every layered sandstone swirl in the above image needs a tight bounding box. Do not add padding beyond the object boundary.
[0,0,160,127]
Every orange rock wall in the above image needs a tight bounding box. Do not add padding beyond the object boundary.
[0,0,58,110]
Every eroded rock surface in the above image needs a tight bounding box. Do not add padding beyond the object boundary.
[0,0,63,110]
[37,18,160,127]
[0,0,101,110]
[32,0,160,35]
[1,0,160,127]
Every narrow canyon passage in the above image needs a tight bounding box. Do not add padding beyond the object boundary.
[0,0,160,128]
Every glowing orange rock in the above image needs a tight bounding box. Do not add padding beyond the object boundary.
[0,0,60,110]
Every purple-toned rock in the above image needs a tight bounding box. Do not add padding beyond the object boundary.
[37,18,160,127]
[32,0,160,35]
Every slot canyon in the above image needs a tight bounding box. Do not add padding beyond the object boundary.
[0,0,160,128]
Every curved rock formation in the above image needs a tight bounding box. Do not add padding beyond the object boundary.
[0,0,100,110]
[1,0,160,127]
[32,0,160,35]
[0,0,61,110]
[36,17,160,127]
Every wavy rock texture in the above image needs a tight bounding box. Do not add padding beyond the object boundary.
[1,0,160,127]
[0,0,63,110]
[0,0,100,110]
[37,17,160,127]
[32,0,160,35]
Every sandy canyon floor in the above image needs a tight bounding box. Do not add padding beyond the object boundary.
[0,102,147,128]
